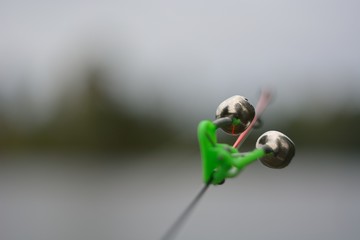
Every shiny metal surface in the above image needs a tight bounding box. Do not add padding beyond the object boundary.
[215,95,255,134]
[256,131,295,168]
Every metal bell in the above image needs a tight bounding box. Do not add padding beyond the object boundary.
[215,95,255,135]
[256,131,295,169]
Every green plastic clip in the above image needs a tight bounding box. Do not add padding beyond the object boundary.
[198,120,269,185]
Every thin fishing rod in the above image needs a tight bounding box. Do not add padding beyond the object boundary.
[160,179,212,240]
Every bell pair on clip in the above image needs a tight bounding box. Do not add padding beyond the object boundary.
[198,95,295,185]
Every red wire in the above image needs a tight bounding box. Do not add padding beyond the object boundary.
[232,89,272,149]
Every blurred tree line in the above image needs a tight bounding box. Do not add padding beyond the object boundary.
[277,109,360,151]
[0,68,175,153]
[0,68,359,153]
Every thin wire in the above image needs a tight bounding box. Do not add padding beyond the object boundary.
[160,180,212,240]
[213,117,232,128]
[233,89,272,148]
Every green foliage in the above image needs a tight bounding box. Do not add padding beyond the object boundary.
[0,69,359,153]
[273,110,360,150]
[0,69,174,152]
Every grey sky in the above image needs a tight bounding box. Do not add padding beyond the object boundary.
[0,0,359,118]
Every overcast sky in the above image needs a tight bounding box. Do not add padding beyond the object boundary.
[0,0,359,118]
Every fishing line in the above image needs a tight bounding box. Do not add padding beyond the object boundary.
[160,178,212,240]
[233,89,272,148]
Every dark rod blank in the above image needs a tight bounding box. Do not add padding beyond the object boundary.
[160,181,211,240]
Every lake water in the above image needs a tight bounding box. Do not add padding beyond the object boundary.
[0,150,359,240]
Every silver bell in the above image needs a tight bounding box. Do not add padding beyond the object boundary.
[256,131,295,169]
[215,95,255,135]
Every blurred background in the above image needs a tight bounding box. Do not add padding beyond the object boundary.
[0,0,359,239]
